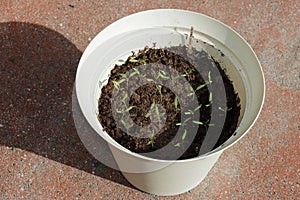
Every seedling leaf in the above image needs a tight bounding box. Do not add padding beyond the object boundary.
[129,58,139,63]
[196,83,207,91]
[125,106,135,112]
[209,92,212,103]
[192,120,203,125]
[174,96,179,109]
[182,129,187,140]
[208,71,212,84]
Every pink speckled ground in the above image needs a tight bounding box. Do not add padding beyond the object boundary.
[1,0,299,199]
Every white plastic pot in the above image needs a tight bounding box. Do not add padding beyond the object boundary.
[75,9,265,196]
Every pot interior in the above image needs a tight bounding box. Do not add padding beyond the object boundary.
[92,27,247,154]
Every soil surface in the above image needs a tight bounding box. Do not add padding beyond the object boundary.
[98,45,240,160]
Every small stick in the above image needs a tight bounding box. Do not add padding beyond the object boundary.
[188,26,194,54]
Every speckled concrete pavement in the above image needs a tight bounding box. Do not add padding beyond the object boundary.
[1,1,299,199]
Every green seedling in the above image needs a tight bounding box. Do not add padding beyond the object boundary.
[192,120,204,125]
[218,106,232,112]
[157,70,170,79]
[182,69,195,81]
[145,99,156,118]
[175,129,187,147]
[129,58,147,65]
[195,82,207,91]
[112,79,126,91]
[209,92,212,103]
[120,119,133,133]
[195,71,212,92]
[205,92,213,107]
[182,129,187,140]
[147,130,155,147]
[122,93,128,103]
[156,85,162,101]
[146,78,155,82]
[174,96,179,111]
[154,103,166,123]
[112,80,120,90]
[204,119,215,127]
[129,67,141,78]
[145,99,165,122]
[171,74,181,80]
[207,71,212,84]
[120,73,127,79]
[176,117,191,126]
[116,106,136,114]
[184,104,202,115]
[187,86,195,97]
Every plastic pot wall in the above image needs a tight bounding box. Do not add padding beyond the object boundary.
[75,9,265,196]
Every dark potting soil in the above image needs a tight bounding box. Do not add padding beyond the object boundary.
[98,45,240,160]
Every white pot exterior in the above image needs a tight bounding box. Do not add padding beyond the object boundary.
[110,144,222,196]
[75,9,265,196]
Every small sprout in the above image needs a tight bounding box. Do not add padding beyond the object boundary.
[171,74,181,80]
[129,68,141,78]
[129,72,137,78]
[121,119,133,131]
[125,106,136,112]
[129,58,147,65]
[176,117,191,126]
[196,82,207,91]
[112,80,120,89]
[120,73,127,79]
[116,105,135,114]
[175,129,187,147]
[218,106,232,112]
[147,130,155,147]
[145,100,156,118]
[156,85,162,95]
[155,104,159,115]
[182,69,195,80]
[146,78,154,82]
[185,110,194,115]
[182,129,187,140]
[118,79,126,84]
[174,96,179,110]
[145,112,151,118]
[208,71,212,84]
[204,119,215,127]
[157,70,170,79]
[150,99,156,110]
[194,104,202,111]
[129,58,139,63]
[116,109,123,114]
[122,93,128,102]
[192,120,204,125]
[187,86,195,96]
[174,143,181,147]
[139,60,147,65]
[154,104,165,123]
[209,92,212,103]
[205,92,212,107]
[182,70,189,77]
[184,104,201,115]
[156,85,162,101]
